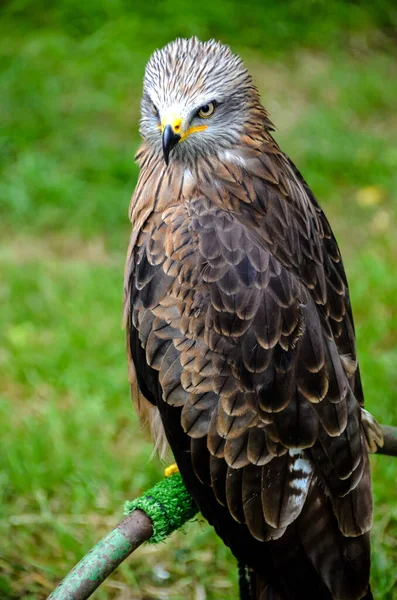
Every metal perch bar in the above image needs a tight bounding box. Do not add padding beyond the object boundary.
[376,425,397,457]
[47,510,153,600]
[47,424,397,600]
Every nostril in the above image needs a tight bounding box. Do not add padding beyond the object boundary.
[174,125,180,132]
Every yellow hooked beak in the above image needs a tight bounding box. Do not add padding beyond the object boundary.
[160,111,208,165]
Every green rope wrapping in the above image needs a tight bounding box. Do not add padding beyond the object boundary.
[124,472,198,543]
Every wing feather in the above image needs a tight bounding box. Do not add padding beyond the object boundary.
[125,140,379,599]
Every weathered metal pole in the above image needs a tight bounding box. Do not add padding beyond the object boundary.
[47,510,152,600]
[47,425,397,600]
[47,471,198,600]
[377,425,397,457]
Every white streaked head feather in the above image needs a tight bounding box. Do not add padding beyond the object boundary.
[140,37,260,162]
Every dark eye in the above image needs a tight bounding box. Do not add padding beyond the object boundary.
[198,102,216,118]
[150,102,159,117]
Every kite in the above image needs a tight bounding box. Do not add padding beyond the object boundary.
[123,38,383,599]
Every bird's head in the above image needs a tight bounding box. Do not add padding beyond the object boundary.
[140,38,264,165]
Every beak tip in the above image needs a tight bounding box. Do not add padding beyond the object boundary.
[162,124,181,165]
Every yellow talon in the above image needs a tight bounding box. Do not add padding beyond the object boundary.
[165,463,179,477]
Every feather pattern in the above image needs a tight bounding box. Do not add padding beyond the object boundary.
[124,37,380,600]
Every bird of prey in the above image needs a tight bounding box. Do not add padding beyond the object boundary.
[123,38,383,599]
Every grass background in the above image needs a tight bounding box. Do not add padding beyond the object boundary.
[0,1,396,598]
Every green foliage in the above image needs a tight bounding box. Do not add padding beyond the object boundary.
[0,1,396,598]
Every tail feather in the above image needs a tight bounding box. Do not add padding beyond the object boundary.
[250,572,284,600]
[238,562,250,600]
[247,478,372,600]
[362,586,374,600]
[249,572,373,600]
[296,480,371,599]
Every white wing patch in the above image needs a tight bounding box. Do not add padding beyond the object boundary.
[288,450,313,503]
[262,451,314,529]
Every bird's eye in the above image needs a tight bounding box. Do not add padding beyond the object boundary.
[198,102,216,118]
[151,102,159,117]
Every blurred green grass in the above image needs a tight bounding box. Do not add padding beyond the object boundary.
[0,1,396,598]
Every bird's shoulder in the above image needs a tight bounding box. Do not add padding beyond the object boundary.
[128,141,359,381]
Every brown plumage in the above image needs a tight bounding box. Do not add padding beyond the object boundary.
[123,38,383,599]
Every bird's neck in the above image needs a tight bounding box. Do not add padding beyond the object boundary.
[129,131,294,234]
